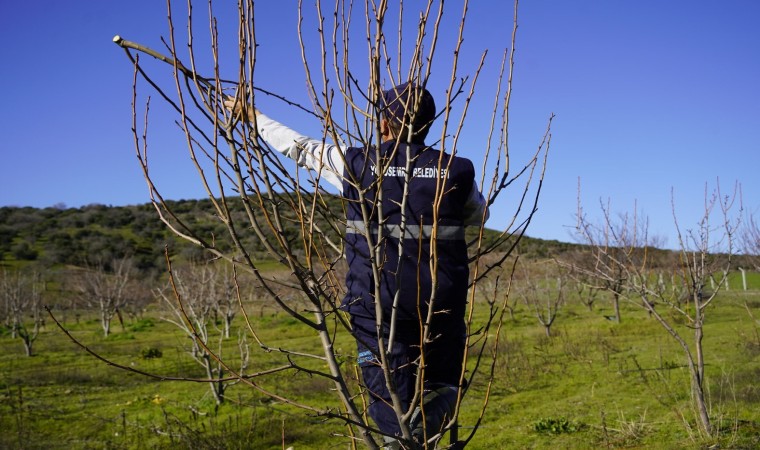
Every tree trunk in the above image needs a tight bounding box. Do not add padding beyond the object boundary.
[203,353,224,405]
[101,311,111,337]
[693,288,711,435]
[22,336,33,357]
[689,356,711,436]
[224,315,232,339]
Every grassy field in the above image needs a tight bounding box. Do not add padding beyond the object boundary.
[1,288,759,449]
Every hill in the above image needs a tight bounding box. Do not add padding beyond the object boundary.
[0,198,581,274]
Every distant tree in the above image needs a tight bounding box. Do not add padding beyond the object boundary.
[560,249,601,311]
[71,257,136,337]
[569,198,659,323]
[80,231,133,263]
[43,269,80,326]
[11,240,38,261]
[156,261,247,405]
[211,264,241,340]
[0,224,17,256]
[741,213,760,271]
[573,182,741,437]
[476,270,517,321]
[120,274,155,322]
[43,231,79,266]
[517,260,565,337]
[0,269,45,356]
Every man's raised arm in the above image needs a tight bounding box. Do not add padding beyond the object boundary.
[225,99,345,191]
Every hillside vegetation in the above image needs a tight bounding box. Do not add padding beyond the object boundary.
[0,198,585,273]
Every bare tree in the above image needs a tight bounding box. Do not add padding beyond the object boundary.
[71,257,135,337]
[572,182,741,437]
[211,263,240,339]
[70,1,555,447]
[574,199,652,323]
[561,250,601,311]
[0,269,44,356]
[741,213,760,271]
[517,261,564,337]
[476,271,518,322]
[157,260,248,405]
[119,278,154,323]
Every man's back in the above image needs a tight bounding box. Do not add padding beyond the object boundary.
[341,140,474,336]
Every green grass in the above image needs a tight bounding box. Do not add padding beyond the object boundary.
[1,292,759,449]
[725,269,760,290]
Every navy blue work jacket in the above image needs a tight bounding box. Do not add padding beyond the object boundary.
[341,140,475,341]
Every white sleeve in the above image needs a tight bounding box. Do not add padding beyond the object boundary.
[254,112,346,191]
[462,180,490,226]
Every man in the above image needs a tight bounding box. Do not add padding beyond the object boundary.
[225,83,488,446]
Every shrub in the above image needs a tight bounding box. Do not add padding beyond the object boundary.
[129,318,155,332]
[532,417,584,434]
[141,347,163,359]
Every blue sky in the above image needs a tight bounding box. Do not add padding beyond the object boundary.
[1,1,758,247]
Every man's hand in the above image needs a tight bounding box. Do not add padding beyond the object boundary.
[223,97,257,123]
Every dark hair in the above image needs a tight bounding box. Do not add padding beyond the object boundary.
[382,82,436,144]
